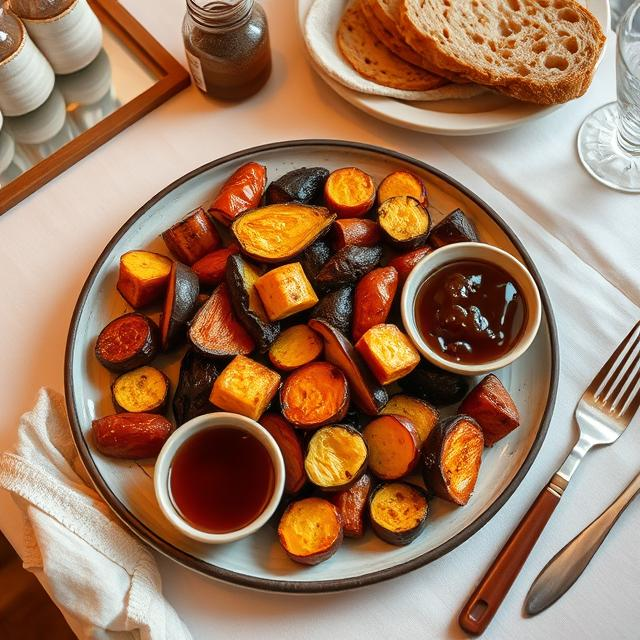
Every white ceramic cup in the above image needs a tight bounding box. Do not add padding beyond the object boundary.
[401,242,542,376]
[154,412,285,544]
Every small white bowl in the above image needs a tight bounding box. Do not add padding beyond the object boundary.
[401,242,542,376]
[154,412,285,544]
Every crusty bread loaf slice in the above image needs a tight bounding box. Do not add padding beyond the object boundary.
[399,0,606,104]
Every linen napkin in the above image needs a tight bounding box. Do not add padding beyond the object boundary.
[0,388,192,640]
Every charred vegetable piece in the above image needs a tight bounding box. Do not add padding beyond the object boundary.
[116,250,172,309]
[398,361,469,407]
[210,355,281,421]
[280,361,349,428]
[324,167,376,218]
[381,394,439,446]
[95,312,159,373]
[369,482,429,546]
[111,366,170,414]
[260,413,307,494]
[162,207,221,265]
[188,283,255,357]
[352,267,398,343]
[265,167,330,204]
[388,246,432,284]
[299,239,331,289]
[428,208,479,248]
[255,262,318,321]
[192,244,240,288]
[160,262,200,350]
[268,324,323,371]
[422,415,484,505]
[356,324,420,385]
[309,319,387,415]
[231,203,336,263]
[329,473,372,537]
[92,413,173,459]
[332,218,382,250]
[458,374,520,446]
[305,425,368,491]
[278,497,343,565]
[208,162,267,225]
[315,245,383,291]
[226,254,280,352]
[172,349,218,426]
[363,415,421,480]
[309,286,354,337]
[377,170,428,206]
[378,196,431,250]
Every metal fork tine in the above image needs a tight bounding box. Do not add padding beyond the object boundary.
[620,363,640,422]
[606,339,640,411]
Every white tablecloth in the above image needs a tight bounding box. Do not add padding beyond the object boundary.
[1,1,639,638]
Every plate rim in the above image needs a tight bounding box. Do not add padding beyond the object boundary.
[65,139,559,593]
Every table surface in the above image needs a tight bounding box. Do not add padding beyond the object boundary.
[1,1,639,639]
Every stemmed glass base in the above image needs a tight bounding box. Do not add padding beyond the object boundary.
[577,102,640,193]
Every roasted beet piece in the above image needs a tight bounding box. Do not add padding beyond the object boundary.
[160,262,200,351]
[299,239,331,289]
[310,286,354,337]
[266,167,330,204]
[399,361,469,407]
[315,245,383,291]
[428,209,479,248]
[172,349,218,426]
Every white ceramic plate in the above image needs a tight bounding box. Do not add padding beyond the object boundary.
[297,0,609,136]
[66,141,558,592]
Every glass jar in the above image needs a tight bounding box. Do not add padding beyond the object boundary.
[183,0,272,101]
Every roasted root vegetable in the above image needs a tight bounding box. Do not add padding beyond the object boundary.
[355,324,420,385]
[188,283,255,357]
[369,482,429,546]
[377,170,428,206]
[352,267,398,343]
[172,349,217,426]
[116,250,172,309]
[381,394,439,446]
[387,246,432,284]
[363,415,421,480]
[208,161,267,225]
[324,167,376,218]
[160,262,200,350]
[422,415,484,505]
[162,207,221,265]
[231,203,336,263]
[265,167,329,204]
[280,361,349,428]
[268,324,323,371]
[428,208,479,248]
[332,218,382,250]
[398,361,469,407]
[308,319,387,415]
[458,374,520,446]
[329,473,372,537]
[95,312,159,373]
[315,245,383,291]
[260,413,306,494]
[255,262,318,321]
[377,196,431,249]
[111,366,169,414]
[192,244,240,287]
[309,286,354,337]
[278,497,343,565]
[299,239,331,289]
[226,254,280,352]
[210,355,281,421]
[92,413,173,459]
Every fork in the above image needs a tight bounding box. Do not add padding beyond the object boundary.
[459,321,640,635]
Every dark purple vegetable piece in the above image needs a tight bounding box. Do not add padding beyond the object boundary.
[299,239,331,289]
[398,361,469,407]
[315,245,383,291]
[172,349,218,425]
[309,285,354,336]
[428,209,479,248]
[266,167,330,204]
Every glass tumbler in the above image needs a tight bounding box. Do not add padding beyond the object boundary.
[577,0,640,192]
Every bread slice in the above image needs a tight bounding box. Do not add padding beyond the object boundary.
[399,0,605,104]
[337,1,448,91]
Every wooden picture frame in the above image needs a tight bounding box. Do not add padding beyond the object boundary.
[0,0,190,216]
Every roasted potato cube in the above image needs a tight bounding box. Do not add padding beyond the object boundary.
[162,207,221,265]
[116,250,172,309]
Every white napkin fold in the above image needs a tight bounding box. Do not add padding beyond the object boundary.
[0,388,192,640]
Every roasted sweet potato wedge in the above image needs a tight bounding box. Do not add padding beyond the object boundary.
[162,207,221,265]
[160,262,200,350]
[92,413,173,459]
[268,324,323,371]
[309,286,354,337]
[192,244,240,287]
[428,209,479,248]
[352,267,399,343]
[324,167,376,218]
[377,170,428,206]
[188,283,255,357]
[172,349,218,426]
[381,394,439,446]
[369,482,429,546]
[378,196,431,249]
[315,245,383,291]
[332,218,382,250]
[278,497,343,565]
[329,473,372,538]
[111,366,170,414]
[398,361,469,407]
[95,312,159,373]
[308,319,388,416]
[387,246,432,284]
[363,415,421,480]
[265,167,329,204]
[299,239,331,289]
[280,361,349,428]
[304,425,368,491]
[422,415,484,506]
[116,250,172,309]
[458,374,520,446]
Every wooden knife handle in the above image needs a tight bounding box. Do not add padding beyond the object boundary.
[458,484,562,635]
